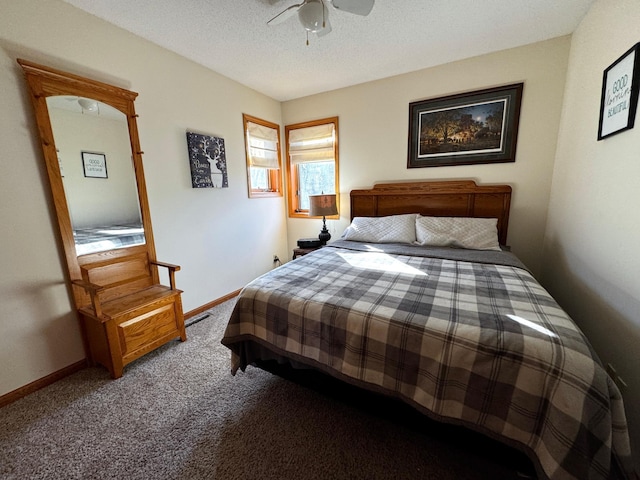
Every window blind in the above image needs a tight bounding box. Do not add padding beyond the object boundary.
[247,121,279,169]
[289,123,335,164]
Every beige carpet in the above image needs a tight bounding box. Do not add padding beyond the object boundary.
[0,299,535,479]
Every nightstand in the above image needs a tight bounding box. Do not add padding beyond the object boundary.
[293,246,321,259]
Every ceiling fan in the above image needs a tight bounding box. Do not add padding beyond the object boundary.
[267,0,375,44]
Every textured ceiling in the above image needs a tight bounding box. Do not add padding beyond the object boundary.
[62,0,596,101]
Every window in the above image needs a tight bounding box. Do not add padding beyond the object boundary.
[243,114,282,198]
[285,117,339,217]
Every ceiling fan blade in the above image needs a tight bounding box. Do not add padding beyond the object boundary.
[329,0,374,16]
[267,3,303,25]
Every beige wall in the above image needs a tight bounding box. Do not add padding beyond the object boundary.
[541,0,640,459]
[282,37,572,277]
[0,0,287,396]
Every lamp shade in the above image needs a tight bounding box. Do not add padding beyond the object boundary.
[308,194,338,217]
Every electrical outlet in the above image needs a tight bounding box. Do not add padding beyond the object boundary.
[606,363,628,392]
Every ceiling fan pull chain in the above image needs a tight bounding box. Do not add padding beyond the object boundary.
[306,30,309,46]
[322,0,326,28]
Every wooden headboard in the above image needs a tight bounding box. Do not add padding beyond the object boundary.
[350,180,512,245]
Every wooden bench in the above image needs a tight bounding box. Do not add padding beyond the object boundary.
[72,251,186,378]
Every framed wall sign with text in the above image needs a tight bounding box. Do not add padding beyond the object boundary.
[81,152,108,178]
[186,131,228,188]
[598,43,640,140]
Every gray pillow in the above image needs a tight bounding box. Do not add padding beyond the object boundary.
[415,216,500,250]
[342,214,417,244]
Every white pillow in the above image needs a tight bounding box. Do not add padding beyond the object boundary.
[415,216,500,251]
[341,214,417,244]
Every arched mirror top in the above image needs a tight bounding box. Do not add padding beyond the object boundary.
[48,95,127,120]
[18,59,138,114]
[18,58,156,295]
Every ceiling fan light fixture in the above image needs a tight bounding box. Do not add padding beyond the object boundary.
[78,97,99,112]
[268,0,373,45]
[298,0,326,33]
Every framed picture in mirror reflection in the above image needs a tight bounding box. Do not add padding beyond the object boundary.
[81,151,108,178]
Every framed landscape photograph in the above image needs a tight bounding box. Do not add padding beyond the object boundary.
[598,42,640,140]
[408,83,523,168]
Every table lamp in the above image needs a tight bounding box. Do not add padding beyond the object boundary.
[308,193,338,244]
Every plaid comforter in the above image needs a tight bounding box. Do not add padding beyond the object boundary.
[222,241,636,480]
[73,223,145,255]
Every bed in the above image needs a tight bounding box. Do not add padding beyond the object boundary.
[73,222,145,255]
[221,180,636,480]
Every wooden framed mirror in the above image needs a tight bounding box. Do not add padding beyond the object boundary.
[18,59,156,306]
[19,59,186,378]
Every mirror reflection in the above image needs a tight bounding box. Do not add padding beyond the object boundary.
[46,96,145,255]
